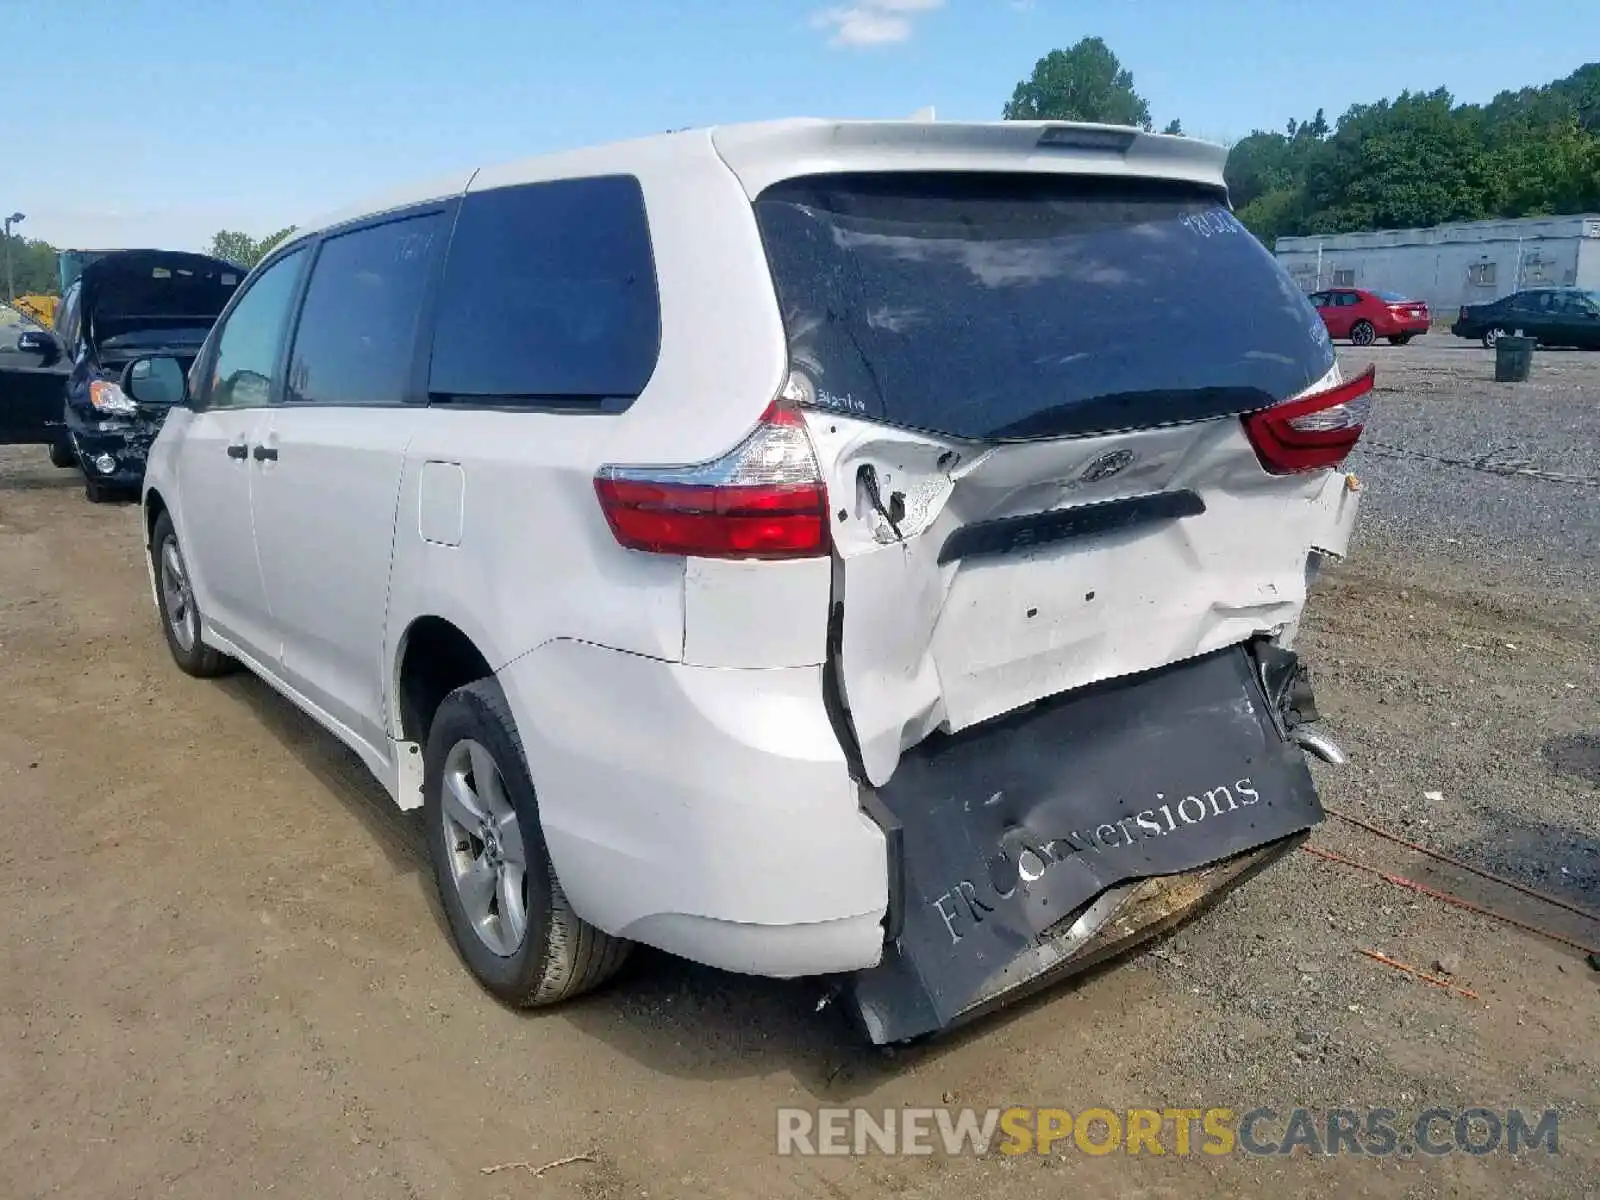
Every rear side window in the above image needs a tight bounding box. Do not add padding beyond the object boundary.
[287,212,443,406]
[428,176,661,405]
[754,172,1334,441]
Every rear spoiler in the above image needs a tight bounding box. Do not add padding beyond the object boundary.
[710,119,1228,200]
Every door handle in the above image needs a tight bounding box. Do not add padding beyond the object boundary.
[226,442,248,459]
[252,445,279,462]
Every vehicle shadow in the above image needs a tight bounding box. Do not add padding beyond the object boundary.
[1410,797,1600,958]
[208,665,1199,1095]
[213,672,431,875]
[1543,732,1600,788]
[0,470,89,492]
[1460,803,1600,900]
[559,939,1151,1099]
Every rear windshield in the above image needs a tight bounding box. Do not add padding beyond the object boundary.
[754,173,1334,441]
[1374,290,1414,303]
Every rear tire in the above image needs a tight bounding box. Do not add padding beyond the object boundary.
[1483,327,1506,349]
[48,438,75,469]
[424,678,631,1007]
[1350,320,1376,346]
[150,510,233,677]
[1388,334,1413,346]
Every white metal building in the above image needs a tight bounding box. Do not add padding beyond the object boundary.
[1274,214,1600,315]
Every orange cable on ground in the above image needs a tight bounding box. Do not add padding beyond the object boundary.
[1356,949,1480,999]
[1300,844,1599,955]
[1324,805,1600,922]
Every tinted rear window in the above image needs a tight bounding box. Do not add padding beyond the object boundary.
[428,175,661,405]
[1374,290,1413,303]
[754,173,1334,441]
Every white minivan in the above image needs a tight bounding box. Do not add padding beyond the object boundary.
[130,119,1367,1043]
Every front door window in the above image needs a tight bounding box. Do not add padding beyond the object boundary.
[204,250,308,410]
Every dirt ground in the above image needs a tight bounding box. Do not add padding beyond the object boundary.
[1,339,1596,1199]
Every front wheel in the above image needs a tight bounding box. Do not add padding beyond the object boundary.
[1483,327,1507,349]
[1350,320,1376,346]
[48,438,76,469]
[150,510,233,677]
[424,678,631,1007]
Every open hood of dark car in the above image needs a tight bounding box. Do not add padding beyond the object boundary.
[79,250,243,352]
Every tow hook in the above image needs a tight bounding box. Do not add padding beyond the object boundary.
[1290,726,1347,766]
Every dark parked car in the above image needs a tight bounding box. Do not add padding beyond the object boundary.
[1308,287,1430,346]
[0,249,241,500]
[0,316,77,467]
[1451,287,1600,349]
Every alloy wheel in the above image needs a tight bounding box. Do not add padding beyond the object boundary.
[439,738,529,957]
[159,535,197,652]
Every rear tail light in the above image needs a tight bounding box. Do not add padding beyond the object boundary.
[1243,363,1375,475]
[594,392,829,559]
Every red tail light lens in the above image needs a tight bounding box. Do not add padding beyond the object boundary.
[1243,363,1375,475]
[595,401,829,558]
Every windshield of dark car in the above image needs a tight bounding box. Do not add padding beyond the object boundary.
[754,171,1334,442]
[99,327,211,351]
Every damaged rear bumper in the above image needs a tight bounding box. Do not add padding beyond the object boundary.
[848,640,1330,1044]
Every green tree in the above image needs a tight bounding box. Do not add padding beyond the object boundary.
[255,226,297,260]
[1225,109,1330,212]
[1234,188,1304,247]
[1162,118,1184,136]
[2,236,62,297]
[1225,63,1600,245]
[207,226,297,269]
[1483,117,1600,217]
[208,230,260,266]
[1002,37,1153,130]
[1301,89,1492,232]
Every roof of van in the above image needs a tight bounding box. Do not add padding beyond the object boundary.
[283,119,1229,249]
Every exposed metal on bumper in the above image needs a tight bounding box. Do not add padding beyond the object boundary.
[64,414,160,487]
[1291,726,1347,765]
[846,642,1328,1044]
[949,834,1304,1029]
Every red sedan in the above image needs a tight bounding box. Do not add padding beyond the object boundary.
[1309,288,1431,346]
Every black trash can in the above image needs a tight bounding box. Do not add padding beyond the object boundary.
[1495,335,1535,383]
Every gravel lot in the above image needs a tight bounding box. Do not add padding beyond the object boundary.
[0,337,1595,1199]
[1346,340,1600,617]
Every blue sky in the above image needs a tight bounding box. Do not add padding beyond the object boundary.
[8,0,1595,251]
